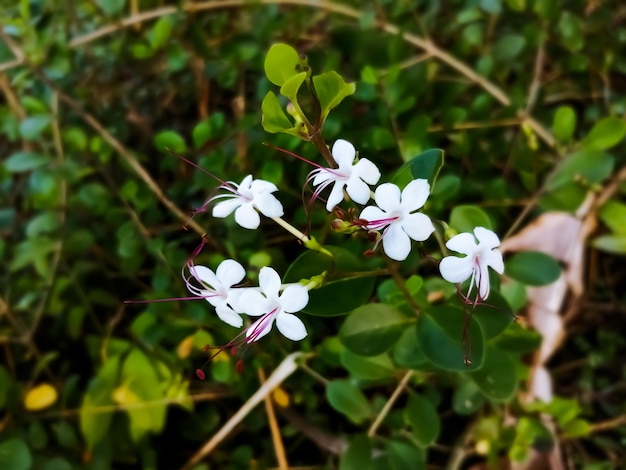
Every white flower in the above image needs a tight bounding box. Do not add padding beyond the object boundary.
[359,179,435,261]
[310,139,381,211]
[439,227,505,301]
[212,175,283,229]
[238,267,309,342]
[185,259,247,328]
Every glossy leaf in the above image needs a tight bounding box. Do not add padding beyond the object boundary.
[279,71,307,99]
[391,148,444,190]
[505,251,561,286]
[452,380,485,415]
[392,327,430,370]
[581,116,626,151]
[326,380,371,424]
[312,71,356,122]
[385,440,426,470]
[261,91,299,136]
[340,349,395,380]
[404,394,440,446]
[492,321,542,353]
[448,205,492,233]
[339,304,411,356]
[264,43,301,86]
[468,346,518,401]
[154,130,186,153]
[417,306,484,370]
[284,246,376,316]
[471,290,514,339]
[340,435,373,470]
[553,106,576,143]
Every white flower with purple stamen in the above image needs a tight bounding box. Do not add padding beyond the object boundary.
[309,139,381,211]
[238,267,309,342]
[359,179,435,261]
[439,227,504,301]
[211,175,283,229]
[185,259,247,328]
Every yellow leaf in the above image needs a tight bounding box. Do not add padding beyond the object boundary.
[177,335,195,359]
[272,386,290,408]
[24,383,57,411]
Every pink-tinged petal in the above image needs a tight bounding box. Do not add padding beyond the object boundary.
[245,315,274,342]
[354,158,381,185]
[212,198,242,218]
[325,182,346,211]
[238,290,270,316]
[345,178,372,205]
[254,193,284,218]
[401,212,435,242]
[215,303,244,328]
[374,183,402,212]
[474,227,500,249]
[258,267,281,299]
[279,285,309,313]
[215,259,246,288]
[332,139,356,168]
[250,179,279,194]
[476,261,491,300]
[445,232,478,255]
[234,203,260,229]
[484,250,504,274]
[382,223,412,261]
[239,174,254,190]
[439,256,473,283]
[275,313,308,341]
[190,265,219,287]
[360,206,387,225]
[400,179,431,212]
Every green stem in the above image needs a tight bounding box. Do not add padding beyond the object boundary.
[270,217,332,257]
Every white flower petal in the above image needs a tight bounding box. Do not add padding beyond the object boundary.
[239,174,254,190]
[325,182,346,211]
[401,212,435,242]
[374,183,402,212]
[439,256,473,283]
[190,265,218,287]
[254,193,284,218]
[354,158,381,185]
[279,285,309,313]
[360,206,386,225]
[250,179,279,194]
[484,250,504,274]
[332,139,356,167]
[382,223,412,261]
[445,232,478,255]
[474,226,500,249]
[400,179,430,212]
[275,313,308,341]
[245,315,274,342]
[215,303,244,328]
[476,261,491,300]
[215,259,245,288]
[258,267,281,299]
[212,198,242,218]
[234,203,260,229]
[238,290,270,316]
[345,178,372,205]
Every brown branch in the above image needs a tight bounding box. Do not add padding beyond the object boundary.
[258,368,289,470]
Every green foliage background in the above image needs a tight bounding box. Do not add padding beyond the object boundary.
[1,0,626,469]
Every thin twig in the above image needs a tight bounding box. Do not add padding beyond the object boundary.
[258,368,289,470]
[367,370,414,437]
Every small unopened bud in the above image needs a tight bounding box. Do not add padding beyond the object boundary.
[236,359,244,374]
[195,369,206,380]
[331,218,348,232]
[333,207,346,219]
[363,249,376,258]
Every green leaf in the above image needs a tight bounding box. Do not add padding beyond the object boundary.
[561,418,590,438]
[340,349,395,380]
[509,417,553,462]
[599,200,626,235]
[417,306,484,370]
[4,151,50,172]
[592,235,626,254]
[154,130,187,153]
[468,346,518,401]
[553,106,576,143]
[312,71,356,123]
[391,148,444,190]
[557,12,584,52]
[505,251,561,286]
[96,0,125,15]
[448,205,492,233]
[19,115,51,140]
[385,440,426,470]
[279,71,307,99]
[261,91,299,136]
[149,16,173,50]
[493,35,525,62]
[192,119,212,149]
[340,435,373,470]
[284,246,376,316]
[480,0,502,13]
[492,321,542,353]
[264,43,302,86]
[472,290,513,339]
[547,150,614,190]
[392,327,430,369]
[326,380,371,424]
[452,380,485,415]
[0,438,32,470]
[40,457,72,470]
[339,304,411,356]
[404,394,440,446]
[581,117,626,151]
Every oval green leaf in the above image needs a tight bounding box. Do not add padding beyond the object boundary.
[505,251,561,286]
[340,435,373,470]
[340,349,395,380]
[449,205,492,233]
[339,304,411,356]
[0,438,32,470]
[553,106,576,143]
[404,394,440,446]
[452,380,485,415]
[284,246,376,316]
[417,306,484,370]
[468,346,518,401]
[154,130,186,153]
[312,71,356,122]
[326,380,371,424]
[581,116,626,151]
[391,148,444,190]
[4,151,50,173]
[264,43,301,86]
[472,290,513,340]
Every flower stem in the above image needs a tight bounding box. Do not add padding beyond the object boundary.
[270,217,332,257]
